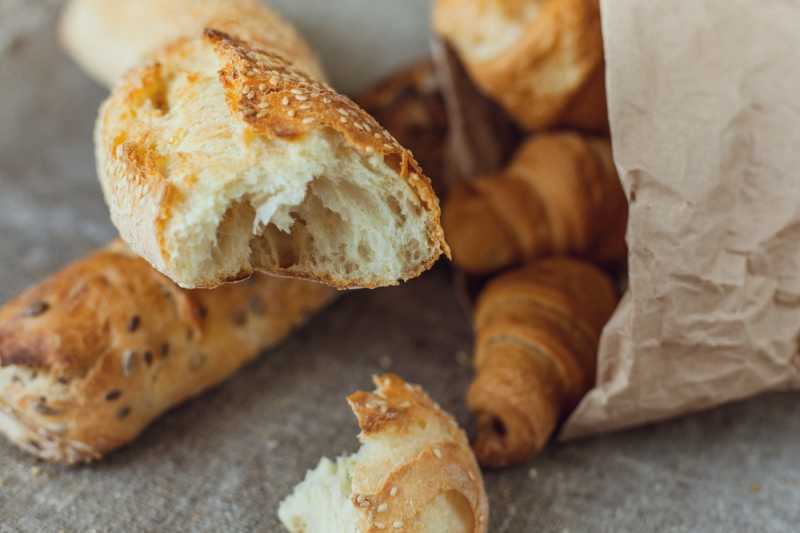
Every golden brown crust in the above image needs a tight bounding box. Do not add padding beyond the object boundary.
[443,133,627,275]
[59,0,325,87]
[347,374,489,532]
[467,258,617,467]
[96,29,448,290]
[0,241,336,464]
[356,61,450,197]
[433,0,608,131]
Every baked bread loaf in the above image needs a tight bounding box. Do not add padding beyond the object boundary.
[59,0,325,87]
[443,133,627,275]
[96,28,449,290]
[468,258,617,466]
[433,0,608,132]
[0,241,335,464]
[279,374,489,533]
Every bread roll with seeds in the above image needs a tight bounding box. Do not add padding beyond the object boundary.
[433,0,608,132]
[0,241,335,464]
[279,374,488,533]
[59,0,325,87]
[468,258,617,466]
[96,29,449,290]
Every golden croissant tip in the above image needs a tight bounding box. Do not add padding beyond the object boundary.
[472,412,541,468]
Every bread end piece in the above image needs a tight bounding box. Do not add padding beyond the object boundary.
[279,374,488,533]
[96,30,448,290]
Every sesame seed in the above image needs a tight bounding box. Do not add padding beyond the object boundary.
[323,97,331,104]
[468,471,475,481]
[374,132,382,139]
[377,503,388,513]
[294,94,308,101]
[389,486,398,497]
[290,88,303,95]
[288,110,296,118]
[257,110,268,118]
[270,77,279,85]
[258,83,266,91]
[300,104,312,110]
[393,521,403,529]
[384,143,393,150]
[375,523,385,530]
[398,401,411,408]
[366,146,375,153]
[282,96,289,106]
[259,101,269,109]
[383,131,392,140]
[433,448,443,459]
[337,109,349,116]
[340,117,347,124]
[302,117,314,124]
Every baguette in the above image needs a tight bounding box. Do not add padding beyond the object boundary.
[468,258,617,466]
[433,0,608,132]
[0,241,336,464]
[96,28,448,290]
[443,133,627,275]
[279,374,489,533]
[59,0,325,87]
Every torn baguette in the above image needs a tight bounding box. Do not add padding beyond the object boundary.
[95,29,449,290]
[59,0,325,87]
[0,240,335,464]
[279,374,488,533]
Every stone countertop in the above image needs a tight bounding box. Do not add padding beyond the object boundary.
[0,2,797,532]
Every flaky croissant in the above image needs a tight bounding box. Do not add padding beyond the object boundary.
[433,0,607,132]
[467,257,618,467]
[443,132,627,275]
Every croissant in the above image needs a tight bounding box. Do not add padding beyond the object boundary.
[433,0,607,132]
[467,257,618,467]
[443,132,627,275]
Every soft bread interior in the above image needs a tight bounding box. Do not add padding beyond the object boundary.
[199,130,432,287]
[278,391,474,533]
[124,37,436,288]
[278,453,473,533]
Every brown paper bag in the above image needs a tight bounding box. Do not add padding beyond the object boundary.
[562,0,800,439]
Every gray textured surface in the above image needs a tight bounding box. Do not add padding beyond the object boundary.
[1,3,798,532]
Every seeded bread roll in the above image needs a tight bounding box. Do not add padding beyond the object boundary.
[279,374,489,533]
[0,241,336,464]
[59,0,325,87]
[433,0,607,132]
[96,29,449,290]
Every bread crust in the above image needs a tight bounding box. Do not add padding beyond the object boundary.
[59,0,325,87]
[433,0,606,131]
[348,374,489,532]
[0,241,336,464]
[95,29,448,290]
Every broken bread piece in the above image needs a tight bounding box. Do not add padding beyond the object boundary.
[96,29,449,290]
[279,374,488,533]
